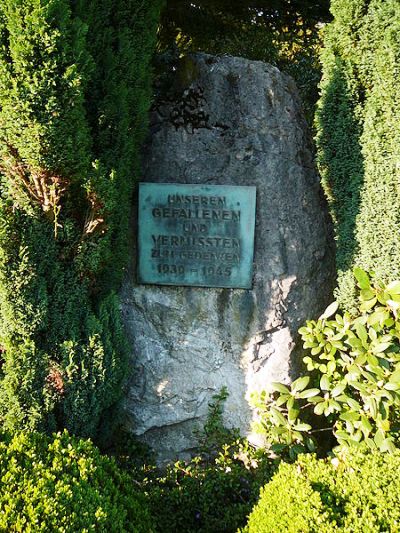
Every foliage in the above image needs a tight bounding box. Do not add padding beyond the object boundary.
[242,447,400,533]
[0,1,163,437]
[252,269,400,458]
[194,386,241,455]
[139,388,274,533]
[158,0,331,123]
[144,439,273,533]
[316,0,400,311]
[0,430,154,532]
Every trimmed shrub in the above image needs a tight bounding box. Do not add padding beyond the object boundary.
[0,1,163,437]
[0,431,154,532]
[243,448,400,533]
[316,0,400,312]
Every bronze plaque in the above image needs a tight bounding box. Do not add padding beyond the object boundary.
[138,183,256,288]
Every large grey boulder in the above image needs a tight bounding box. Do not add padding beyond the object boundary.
[121,53,335,463]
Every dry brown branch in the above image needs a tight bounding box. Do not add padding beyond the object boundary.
[0,142,68,221]
[83,191,107,236]
[46,365,65,396]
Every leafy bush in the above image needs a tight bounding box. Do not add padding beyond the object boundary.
[0,431,154,532]
[252,269,400,457]
[144,439,273,533]
[242,448,400,533]
[139,389,274,533]
[316,0,400,311]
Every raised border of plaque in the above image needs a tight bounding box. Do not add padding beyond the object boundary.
[137,183,256,289]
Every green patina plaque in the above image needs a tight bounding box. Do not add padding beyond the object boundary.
[138,183,256,288]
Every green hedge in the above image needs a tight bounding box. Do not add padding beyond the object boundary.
[243,448,400,533]
[0,1,162,438]
[315,0,400,312]
[0,431,154,532]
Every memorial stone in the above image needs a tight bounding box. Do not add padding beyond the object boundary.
[121,53,335,463]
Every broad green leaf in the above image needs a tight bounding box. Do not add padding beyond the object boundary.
[327,360,336,374]
[380,438,396,453]
[314,402,326,415]
[355,323,368,344]
[366,353,379,366]
[270,382,290,394]
[354,267,370,289]
[387,299,400,310]
[347,337,363,349]
[373,342,391,354]
[384,382,399,391]
[346,398,361,410]
[366,397,378,419]
[360,288,375,301]
[365,438,376,450]
[287,407,300,423]
[360,416,372,434]
[297,388,321,399]
[270,407,287,426]
[276,395,290,406]
[291,376,310,393]
[293,423,312,432]
[377,292,390,306]
[305,438,316,452]
[348,381,368,393]
[389,369,400,384]
[380,419,391,432]
[335,430,350,440]
[339,411,359,422]
[319,301,339,320]
[360,298,377,312]
[368,309,389,326]
[386,280,400,294]
[320,375,331,391]
[271,444,287,453]
[331,384,346,397]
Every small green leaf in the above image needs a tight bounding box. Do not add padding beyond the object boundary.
[270,382,290,394]
[360,289,375,301]
[386,280,400,294]
[293,423,312,432]
[314,402,326,415]
[355,323,368,345]
[360,416,372,434]
[320,375,330,391]
[291,376,310,393]
[270,407,287,426]
[340,411,359,422]
[297,388,321,399]
[319,301,339,320]
[354,267,370,289]
[288,407,300,423]
[360,298,377,312]
[380,438,396,453]
[331,384,346,397]
[384,382,399,391]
